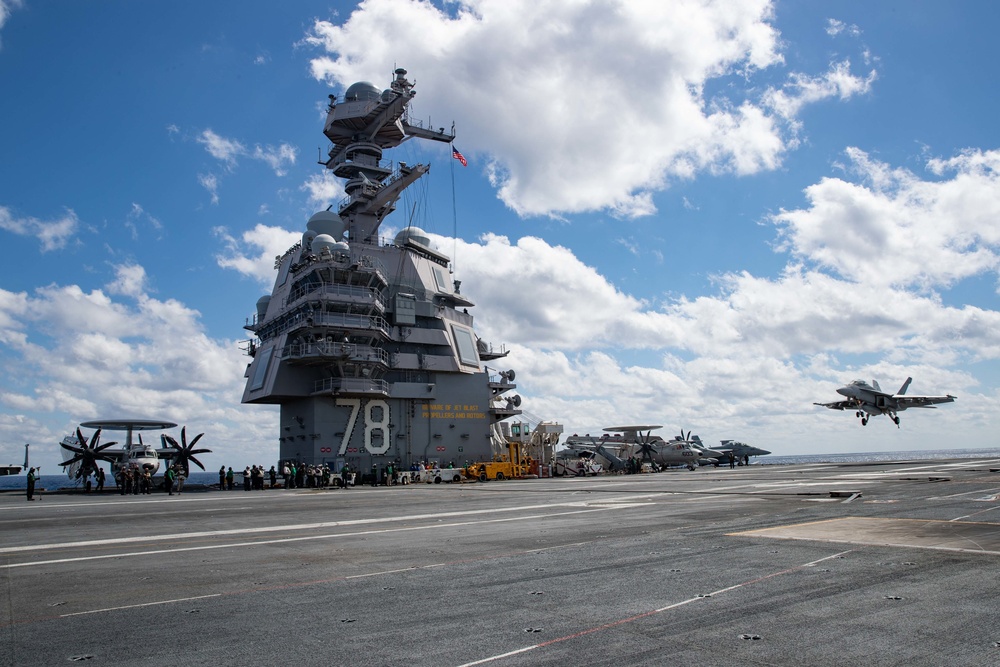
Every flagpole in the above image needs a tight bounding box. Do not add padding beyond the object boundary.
[450,144,458,273]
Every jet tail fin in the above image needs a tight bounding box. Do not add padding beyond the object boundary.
[897,377,912,395]
[872,379,882,392]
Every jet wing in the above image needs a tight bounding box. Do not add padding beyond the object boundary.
[813,401,857,411]
[895,395,956,409]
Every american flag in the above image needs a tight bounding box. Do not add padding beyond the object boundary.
[452,146,467,167]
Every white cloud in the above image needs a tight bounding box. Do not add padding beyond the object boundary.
[0,268,277,471]
[106,263,149,298]
[214,224,302,286]
[198,129,246,168]
[773,148,1000,289]
[199,173,220,204]
[763,60,876,123]
[826,18,861,38]
[252,143,298,177]
[0,205,79,251]
[303,0,874,218]
[197,129,297,176]
[301,171,346,208]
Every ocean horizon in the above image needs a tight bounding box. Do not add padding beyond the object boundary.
[4,447,1000,491]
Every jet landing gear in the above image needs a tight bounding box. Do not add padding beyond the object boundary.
[856,412,901,427]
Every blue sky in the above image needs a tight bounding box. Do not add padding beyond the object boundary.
[2,0,998,473]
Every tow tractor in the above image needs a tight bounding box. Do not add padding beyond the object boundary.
[465,441,533,482]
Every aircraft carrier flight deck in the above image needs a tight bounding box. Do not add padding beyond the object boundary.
[2,459,1000,666]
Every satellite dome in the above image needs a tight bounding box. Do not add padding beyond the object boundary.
[394,226,431,247]
[255,295,271,320]
[344,81,381,102]
[307,211,345,239]
[332,241,350,254]
[302,230,318,250]
[312,234,336,255]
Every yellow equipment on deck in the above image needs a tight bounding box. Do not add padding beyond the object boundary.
[465,441,533,481]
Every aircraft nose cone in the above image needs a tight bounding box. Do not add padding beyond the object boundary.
[143,463,155,471]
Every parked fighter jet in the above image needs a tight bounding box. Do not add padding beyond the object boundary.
[814,378,956,427]
[706,440,771,466]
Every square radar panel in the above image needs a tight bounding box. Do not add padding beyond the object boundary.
[450,324,479,368]
[249,346,274,391]
[433,267,450,294]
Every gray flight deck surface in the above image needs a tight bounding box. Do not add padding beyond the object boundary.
[3,459,1000,666]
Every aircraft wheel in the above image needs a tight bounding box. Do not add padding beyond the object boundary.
[496,472,505,480]
[861,418,868,425]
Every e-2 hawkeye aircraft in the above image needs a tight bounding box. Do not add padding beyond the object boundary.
[59,419,210,484]
[814,378,956,427]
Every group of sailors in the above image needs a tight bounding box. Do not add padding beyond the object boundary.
[217,465,277,491]
[282,462,344,489]
[270,460,459,489]
[114,463,187,495]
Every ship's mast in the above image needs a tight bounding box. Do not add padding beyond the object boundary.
[322,68,455,244]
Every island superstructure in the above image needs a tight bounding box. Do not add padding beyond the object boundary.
[241,68,522,474]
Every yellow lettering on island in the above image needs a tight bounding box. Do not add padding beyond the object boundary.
[421,404,482,419]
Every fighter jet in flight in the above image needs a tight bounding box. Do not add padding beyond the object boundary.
[814,378,956,426]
